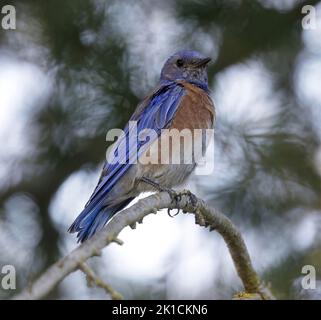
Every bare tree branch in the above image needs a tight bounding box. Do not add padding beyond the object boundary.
[12,190,275,300]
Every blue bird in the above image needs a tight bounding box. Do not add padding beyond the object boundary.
[69,50,215,242]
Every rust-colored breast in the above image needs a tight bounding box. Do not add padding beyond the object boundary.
[141,81,215,167]
[170,81,215,131]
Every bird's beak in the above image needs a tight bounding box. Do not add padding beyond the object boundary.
[195,57,212,67]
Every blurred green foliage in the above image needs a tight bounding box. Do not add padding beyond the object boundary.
[0,0,320,299]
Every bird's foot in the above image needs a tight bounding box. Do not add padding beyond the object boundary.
[140,177,180,217]
[179,189,198,211]
[166,189,181,217]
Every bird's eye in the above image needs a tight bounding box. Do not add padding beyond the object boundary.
[176,59,184,67]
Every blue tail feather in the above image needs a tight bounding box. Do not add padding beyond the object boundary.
[69,198,134,243]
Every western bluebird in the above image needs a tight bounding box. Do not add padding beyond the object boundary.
[69,50,215,242]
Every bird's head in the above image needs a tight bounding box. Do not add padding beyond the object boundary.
[160,50,211,87]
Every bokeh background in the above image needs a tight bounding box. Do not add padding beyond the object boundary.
[0,0,321,299]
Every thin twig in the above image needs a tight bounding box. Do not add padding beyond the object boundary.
[78,262,122,300]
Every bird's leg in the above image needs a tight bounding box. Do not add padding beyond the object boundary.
[140,177,180,217]
[140,177,173,193]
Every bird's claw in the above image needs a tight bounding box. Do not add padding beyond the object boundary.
[179,189,198,211]
[166,189,181,217]
[167,208,180,217]
[186,190,198,209]
[140,177,198,218]
[166,189,198,217]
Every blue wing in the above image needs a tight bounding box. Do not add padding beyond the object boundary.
[69,81,186,242]
[89,81,185,204]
